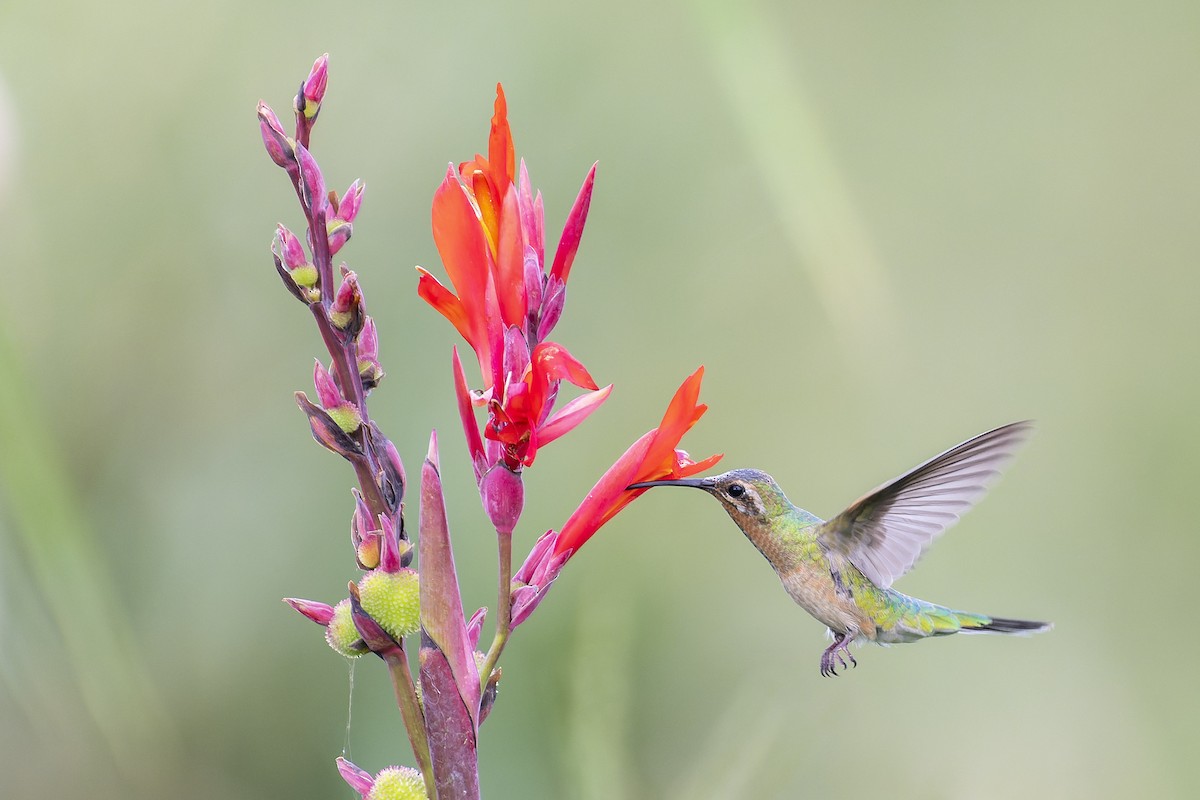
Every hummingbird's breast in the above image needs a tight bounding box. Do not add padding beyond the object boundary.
[744,518,878,639]
[779,563,877,639]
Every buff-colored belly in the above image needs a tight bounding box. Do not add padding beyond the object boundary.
[780,567,877,639]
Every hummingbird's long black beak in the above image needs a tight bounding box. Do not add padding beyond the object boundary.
[627,477,712,490]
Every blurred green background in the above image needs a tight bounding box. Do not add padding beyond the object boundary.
[2,1,1198,797]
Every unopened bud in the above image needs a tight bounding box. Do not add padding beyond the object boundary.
[284,597,335,626]
[296,143,327,219]
[296,392,363,459]
[537,275,566,342]
[313,360,362,433]
[465,607,487,650]
[367,766,425,800]
[336,179,365,224]
[327,218,353,256]
[479,463,524,535]
[257,101,297,176]
[330,270,364,333]
[273,225,318,290]
[297,53,329,121]
[326,598,369,658]
[358,568,420,641]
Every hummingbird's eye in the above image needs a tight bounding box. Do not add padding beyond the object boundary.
[727,483,746,498]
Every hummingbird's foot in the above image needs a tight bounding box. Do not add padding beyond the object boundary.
[819,633,858,677]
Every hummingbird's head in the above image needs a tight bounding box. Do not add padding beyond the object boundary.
[629,468,792,523]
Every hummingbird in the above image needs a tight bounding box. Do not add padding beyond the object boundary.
[630,421,1051,676]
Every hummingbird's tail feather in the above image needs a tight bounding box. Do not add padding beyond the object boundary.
[961,616,1053,635]
[876,591,1052,642]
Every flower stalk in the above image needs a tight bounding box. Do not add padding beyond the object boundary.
[263,57,719,799]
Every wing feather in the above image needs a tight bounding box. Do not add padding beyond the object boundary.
[816,421,1032,588]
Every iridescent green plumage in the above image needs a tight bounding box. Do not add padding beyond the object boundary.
[632,422,1051,676]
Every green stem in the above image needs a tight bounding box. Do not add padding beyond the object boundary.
[478,532,512,695]
[384,648,437,799]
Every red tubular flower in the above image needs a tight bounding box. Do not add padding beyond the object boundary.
[419,84,607,473]
[555,366,722,556]
[509,368,721,628]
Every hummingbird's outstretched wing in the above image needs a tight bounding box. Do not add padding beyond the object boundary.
[815,421,1033,589]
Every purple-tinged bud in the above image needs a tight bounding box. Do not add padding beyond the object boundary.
[376,426,407,513]
[284,597,336,626]
[296,53,329,121]
[273,224,318,291]
[509,530,571,629]
[276,223,307,270]
[312,360,361,432]
[351,489,382,569]
[326,218,352,256]
[326,599,369,657]
[357,317,384,392]
[272,250,313,304]
[466,607,487,650]
[296,391,364,459]
[377,513,406,574]
[479,463,524,535]
[313,359,345,409]
[295,142,327,220]
[336,757,375,797]
[358,568,420,641]
[330,270,364,334]
[537,275,566,342]
[257,101,298,176]
[336,179,365,224]
[522,246,543,324]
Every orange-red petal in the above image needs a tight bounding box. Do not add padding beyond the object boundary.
[495,185,526,328]
[416,268,471,345]
[489,84,515,190]
[554,368,720,556]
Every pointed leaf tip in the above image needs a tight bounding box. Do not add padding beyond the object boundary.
[426,430,440,471]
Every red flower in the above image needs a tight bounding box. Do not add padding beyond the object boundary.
[419,84,605,471]
[554,366,722,556]
[509,368,721,627]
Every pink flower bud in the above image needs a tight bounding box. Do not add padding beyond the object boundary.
[326,218,352,256]
[298,53,329,121]
[336,179,364,224]
[537,275,566,342]
[257,101,297,176]
[284,597,335,626]
[330,270,364,333]
[295,142,326,220]
[479,463,524,535]
[295,392,364,459]
[378,513,405,574]
[336,757,374,796]
[313,359,345,410]
[379,430,407,510]
[522,246,543,323]
[466,607,487,650]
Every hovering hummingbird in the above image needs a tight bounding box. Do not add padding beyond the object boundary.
[630,421,1051,676]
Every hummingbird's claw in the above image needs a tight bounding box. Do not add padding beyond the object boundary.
[819,632,857,678]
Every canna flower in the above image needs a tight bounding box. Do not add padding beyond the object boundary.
[509,367,721,627]
[419,85,605,474]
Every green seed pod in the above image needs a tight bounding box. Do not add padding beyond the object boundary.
[325,598,368,658]
[368,766,426,800]
[358,568,420,641]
